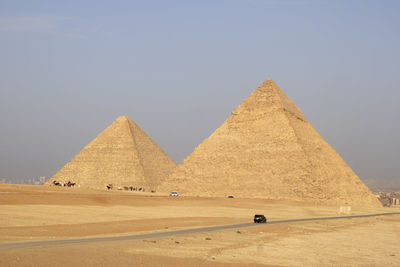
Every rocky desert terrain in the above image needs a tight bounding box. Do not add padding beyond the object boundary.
[0,184,399,266]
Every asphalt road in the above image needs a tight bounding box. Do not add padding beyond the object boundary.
[1,212,399,251]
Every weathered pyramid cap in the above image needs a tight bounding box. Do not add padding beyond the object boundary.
[232,78,305,121]
[116,115,130,120]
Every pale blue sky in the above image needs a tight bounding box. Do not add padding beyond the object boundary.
[0,0,399,182]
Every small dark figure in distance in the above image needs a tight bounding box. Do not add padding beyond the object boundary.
[254,214,267,223]
[106,184,113,190]
[227,196,234,198]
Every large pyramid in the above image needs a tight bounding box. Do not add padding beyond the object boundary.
[160,79,380,207]
[46,116,177,190]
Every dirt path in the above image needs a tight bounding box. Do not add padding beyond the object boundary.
[1,212,398,251]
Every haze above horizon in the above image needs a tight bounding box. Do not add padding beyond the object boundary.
[0,0,399,183]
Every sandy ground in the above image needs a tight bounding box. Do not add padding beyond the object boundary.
[0,184,399,266]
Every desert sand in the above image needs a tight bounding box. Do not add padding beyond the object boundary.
[0,184,399,266]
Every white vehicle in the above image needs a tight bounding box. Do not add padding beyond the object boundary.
[169,192,179,197]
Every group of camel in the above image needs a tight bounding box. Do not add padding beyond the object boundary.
[106,184,148,192]
[51,180,76,187]
[50,180,154,192]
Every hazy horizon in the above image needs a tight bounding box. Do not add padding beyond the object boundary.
[1,0,399,183]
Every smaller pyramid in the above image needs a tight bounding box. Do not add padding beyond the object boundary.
[46,116,177,189]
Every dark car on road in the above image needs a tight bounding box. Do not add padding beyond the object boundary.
[254,214,267,223]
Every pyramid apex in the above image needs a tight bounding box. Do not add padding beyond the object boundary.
[260,78,277,86]
[116,116,130,121]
